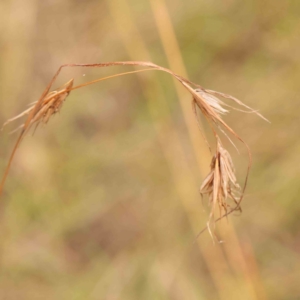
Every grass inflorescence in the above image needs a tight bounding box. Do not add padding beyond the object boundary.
[0,61,268,237]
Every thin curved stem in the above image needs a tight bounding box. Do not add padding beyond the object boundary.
[0,60,255,243]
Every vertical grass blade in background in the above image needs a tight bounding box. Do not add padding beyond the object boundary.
[150,1,265,299]
[149,0,210,175]
[106,0,253,299]
[106,0,217,296]
[106,0,204,217]
[219,222,268,300]
[0,0,38,268]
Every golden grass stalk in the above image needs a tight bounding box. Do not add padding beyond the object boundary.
[0,61,267,234]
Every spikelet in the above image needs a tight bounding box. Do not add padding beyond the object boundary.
[2,79,73,134]
[195,89,228,116]
[200,138,241,221]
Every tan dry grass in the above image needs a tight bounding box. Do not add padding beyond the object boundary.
[0,61,267,235]
[200,138,241,220]
[2,79,74,133]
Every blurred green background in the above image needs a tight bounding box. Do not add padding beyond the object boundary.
[0,0,299,299]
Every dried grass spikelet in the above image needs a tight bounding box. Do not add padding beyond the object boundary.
[200,138,241,222]
[2,79,74,134]
[190,87,269,137]
[190,86,268,235]
[195,89,228,116]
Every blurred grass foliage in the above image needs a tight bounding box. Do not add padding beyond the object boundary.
[0,0,299,299]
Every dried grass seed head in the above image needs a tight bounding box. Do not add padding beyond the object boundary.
[2,79,74,134]
[200,139,241,220]
[195,89,228,116]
